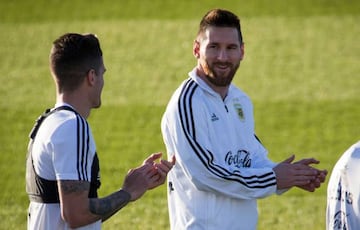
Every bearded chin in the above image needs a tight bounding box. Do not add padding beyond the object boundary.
[202,61,238,87]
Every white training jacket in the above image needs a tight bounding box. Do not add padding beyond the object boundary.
[326,141,360,230]
[161,69,279,230]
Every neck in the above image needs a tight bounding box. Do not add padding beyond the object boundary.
[196,68,229,100]
[56,92,91,119]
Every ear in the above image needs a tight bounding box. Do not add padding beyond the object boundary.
[240,43,245,60]
[193,40,200,59]
[86,69,96,86]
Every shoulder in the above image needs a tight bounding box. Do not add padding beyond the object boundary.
[349,141,360,154]
[166,78,203,107]
[341,141,360,168]
[176,78,201,98]
[337,142,360,164]
[51,110,82,128]
[229,84,251,101]
[330,141,360,184]
[163,78,206,124]
[39,110,88,140]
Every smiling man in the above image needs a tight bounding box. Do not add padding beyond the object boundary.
[161,9,327,230]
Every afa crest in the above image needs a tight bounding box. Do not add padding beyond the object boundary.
[233,101,245,122]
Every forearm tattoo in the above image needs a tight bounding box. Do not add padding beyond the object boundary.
[89,190,131,221]
[59,181,131,221]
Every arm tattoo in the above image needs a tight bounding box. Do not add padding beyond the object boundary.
[60,180,90,194]
[89,190,131,221]
[59,180,131,221]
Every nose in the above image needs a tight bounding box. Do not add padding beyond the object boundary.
[217,48,229,61]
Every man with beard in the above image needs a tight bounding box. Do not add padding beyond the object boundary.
[161,9,327,230]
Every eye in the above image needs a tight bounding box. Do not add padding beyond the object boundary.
[208,44,218,49]
[228,45,238,50]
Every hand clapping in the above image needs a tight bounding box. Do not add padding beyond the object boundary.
[273,155,327,191]
[122,152,175,201]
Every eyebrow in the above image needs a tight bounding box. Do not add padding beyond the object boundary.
[207,41,239,47]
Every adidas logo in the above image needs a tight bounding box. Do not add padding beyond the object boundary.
[211,113,219,121]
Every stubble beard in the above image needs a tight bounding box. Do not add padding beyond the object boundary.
[202,60,239,87]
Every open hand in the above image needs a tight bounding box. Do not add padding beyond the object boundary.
[144,153,176,189]
[293,157,327,192]
[273,155,318,190]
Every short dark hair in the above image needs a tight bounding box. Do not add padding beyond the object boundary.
[197,9,243,44]
[50,33,103,92]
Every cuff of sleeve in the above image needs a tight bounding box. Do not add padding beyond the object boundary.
[276,188,289,195]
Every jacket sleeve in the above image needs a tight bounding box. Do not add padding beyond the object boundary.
[161,87,278,200]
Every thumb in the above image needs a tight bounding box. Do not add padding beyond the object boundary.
[281,154,295,164]
[170,155,176,165]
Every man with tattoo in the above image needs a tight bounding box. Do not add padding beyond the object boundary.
[26,33,175,229]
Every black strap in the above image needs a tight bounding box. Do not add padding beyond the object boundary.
[29,106,77,140]
[26,106,78,203]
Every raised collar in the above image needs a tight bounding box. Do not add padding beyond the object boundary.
[188,67,234,101]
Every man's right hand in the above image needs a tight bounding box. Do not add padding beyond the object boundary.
[273,155,319,190]
[122,163,157,201]
[122,152,175,201]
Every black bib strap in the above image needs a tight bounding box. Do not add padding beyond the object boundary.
[26,105,94,203]
[29,106,77,140]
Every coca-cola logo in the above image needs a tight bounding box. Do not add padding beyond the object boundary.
[225,150,251,168]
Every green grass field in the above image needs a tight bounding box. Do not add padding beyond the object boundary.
[0,0,359,229]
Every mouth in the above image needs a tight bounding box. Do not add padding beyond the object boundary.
[214,64,231,73]
[214,62,231,70]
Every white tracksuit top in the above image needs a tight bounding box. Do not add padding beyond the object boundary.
[326,141,360,230]
[161,69,279,230]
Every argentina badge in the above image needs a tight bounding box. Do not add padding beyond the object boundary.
[233,99,245,122]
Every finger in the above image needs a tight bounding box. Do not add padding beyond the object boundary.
[316,171,327,182]
[291,163,317,174]
[281,154,295,164]
[153,157,175,172]
[298,175,317,182]
[293,178,313,186]
[312,179,321,188]
[150,172,161,180]
[156,162,171,173]
[154,162,171,182]
[155,167,167,179]
[145,168,158,178]
[160,159,175,169]
[320,169,328,176]
[288,172,317,184]
[144,152,162,164]
[170,155,176,165]
[159,155,176,167]
[137,163,154,172]
[150,171,166,185]
[300,184,315,192]
[295,158,320,165]
[295,168,318,177]
[138,164,158,177]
